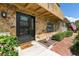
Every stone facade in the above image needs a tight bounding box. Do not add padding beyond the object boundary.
[0,4,64,37]
[0,4,16,36]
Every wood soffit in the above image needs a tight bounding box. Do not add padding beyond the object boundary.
[0,3,62,21]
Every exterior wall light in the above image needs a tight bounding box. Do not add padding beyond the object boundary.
[1,11,7,18]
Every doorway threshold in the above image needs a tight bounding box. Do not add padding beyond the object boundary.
[20,41,33,49]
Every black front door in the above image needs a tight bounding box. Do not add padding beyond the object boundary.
[16,12,35,44]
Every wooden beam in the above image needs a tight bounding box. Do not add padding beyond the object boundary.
[35,8,45,13]
[25,4,35,9]
[23,3,29,8]
[33,7,41,11]
[41,12,50,16]
[36,11,47,16]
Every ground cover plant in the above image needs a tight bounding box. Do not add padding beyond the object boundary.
[0,36,18,56]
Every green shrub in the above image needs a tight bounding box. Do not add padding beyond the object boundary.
[0,36,18,56]
[77,31,79,35]
[70,33,79,56]
[64,30,73,37]
[75,34,79,39]
[73,34,79,45]
[51,30,73,41]
[70,40,79,56]
[51,32,65,41]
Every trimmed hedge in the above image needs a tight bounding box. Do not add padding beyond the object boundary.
[0,36,18,56]
[64,30,73,37]
[51,32,65,41]
[51,30,73,41]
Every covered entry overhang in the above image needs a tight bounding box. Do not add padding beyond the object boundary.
[11,3,63,21]
[0,3,63,21]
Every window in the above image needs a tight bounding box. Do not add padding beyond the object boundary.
[46,22,54,32]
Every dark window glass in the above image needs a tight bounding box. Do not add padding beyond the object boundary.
[46,22,53,32]
[16,12,35,44]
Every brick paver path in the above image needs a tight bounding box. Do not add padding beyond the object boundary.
[50,33,78,56]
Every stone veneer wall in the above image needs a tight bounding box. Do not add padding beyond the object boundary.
[35,16,63,34]
[35,16,47,34]
[0,4,63,36]
[0,4,48,36]
[0,5,16,36]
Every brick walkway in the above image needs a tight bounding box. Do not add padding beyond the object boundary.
[50,33,77,56]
